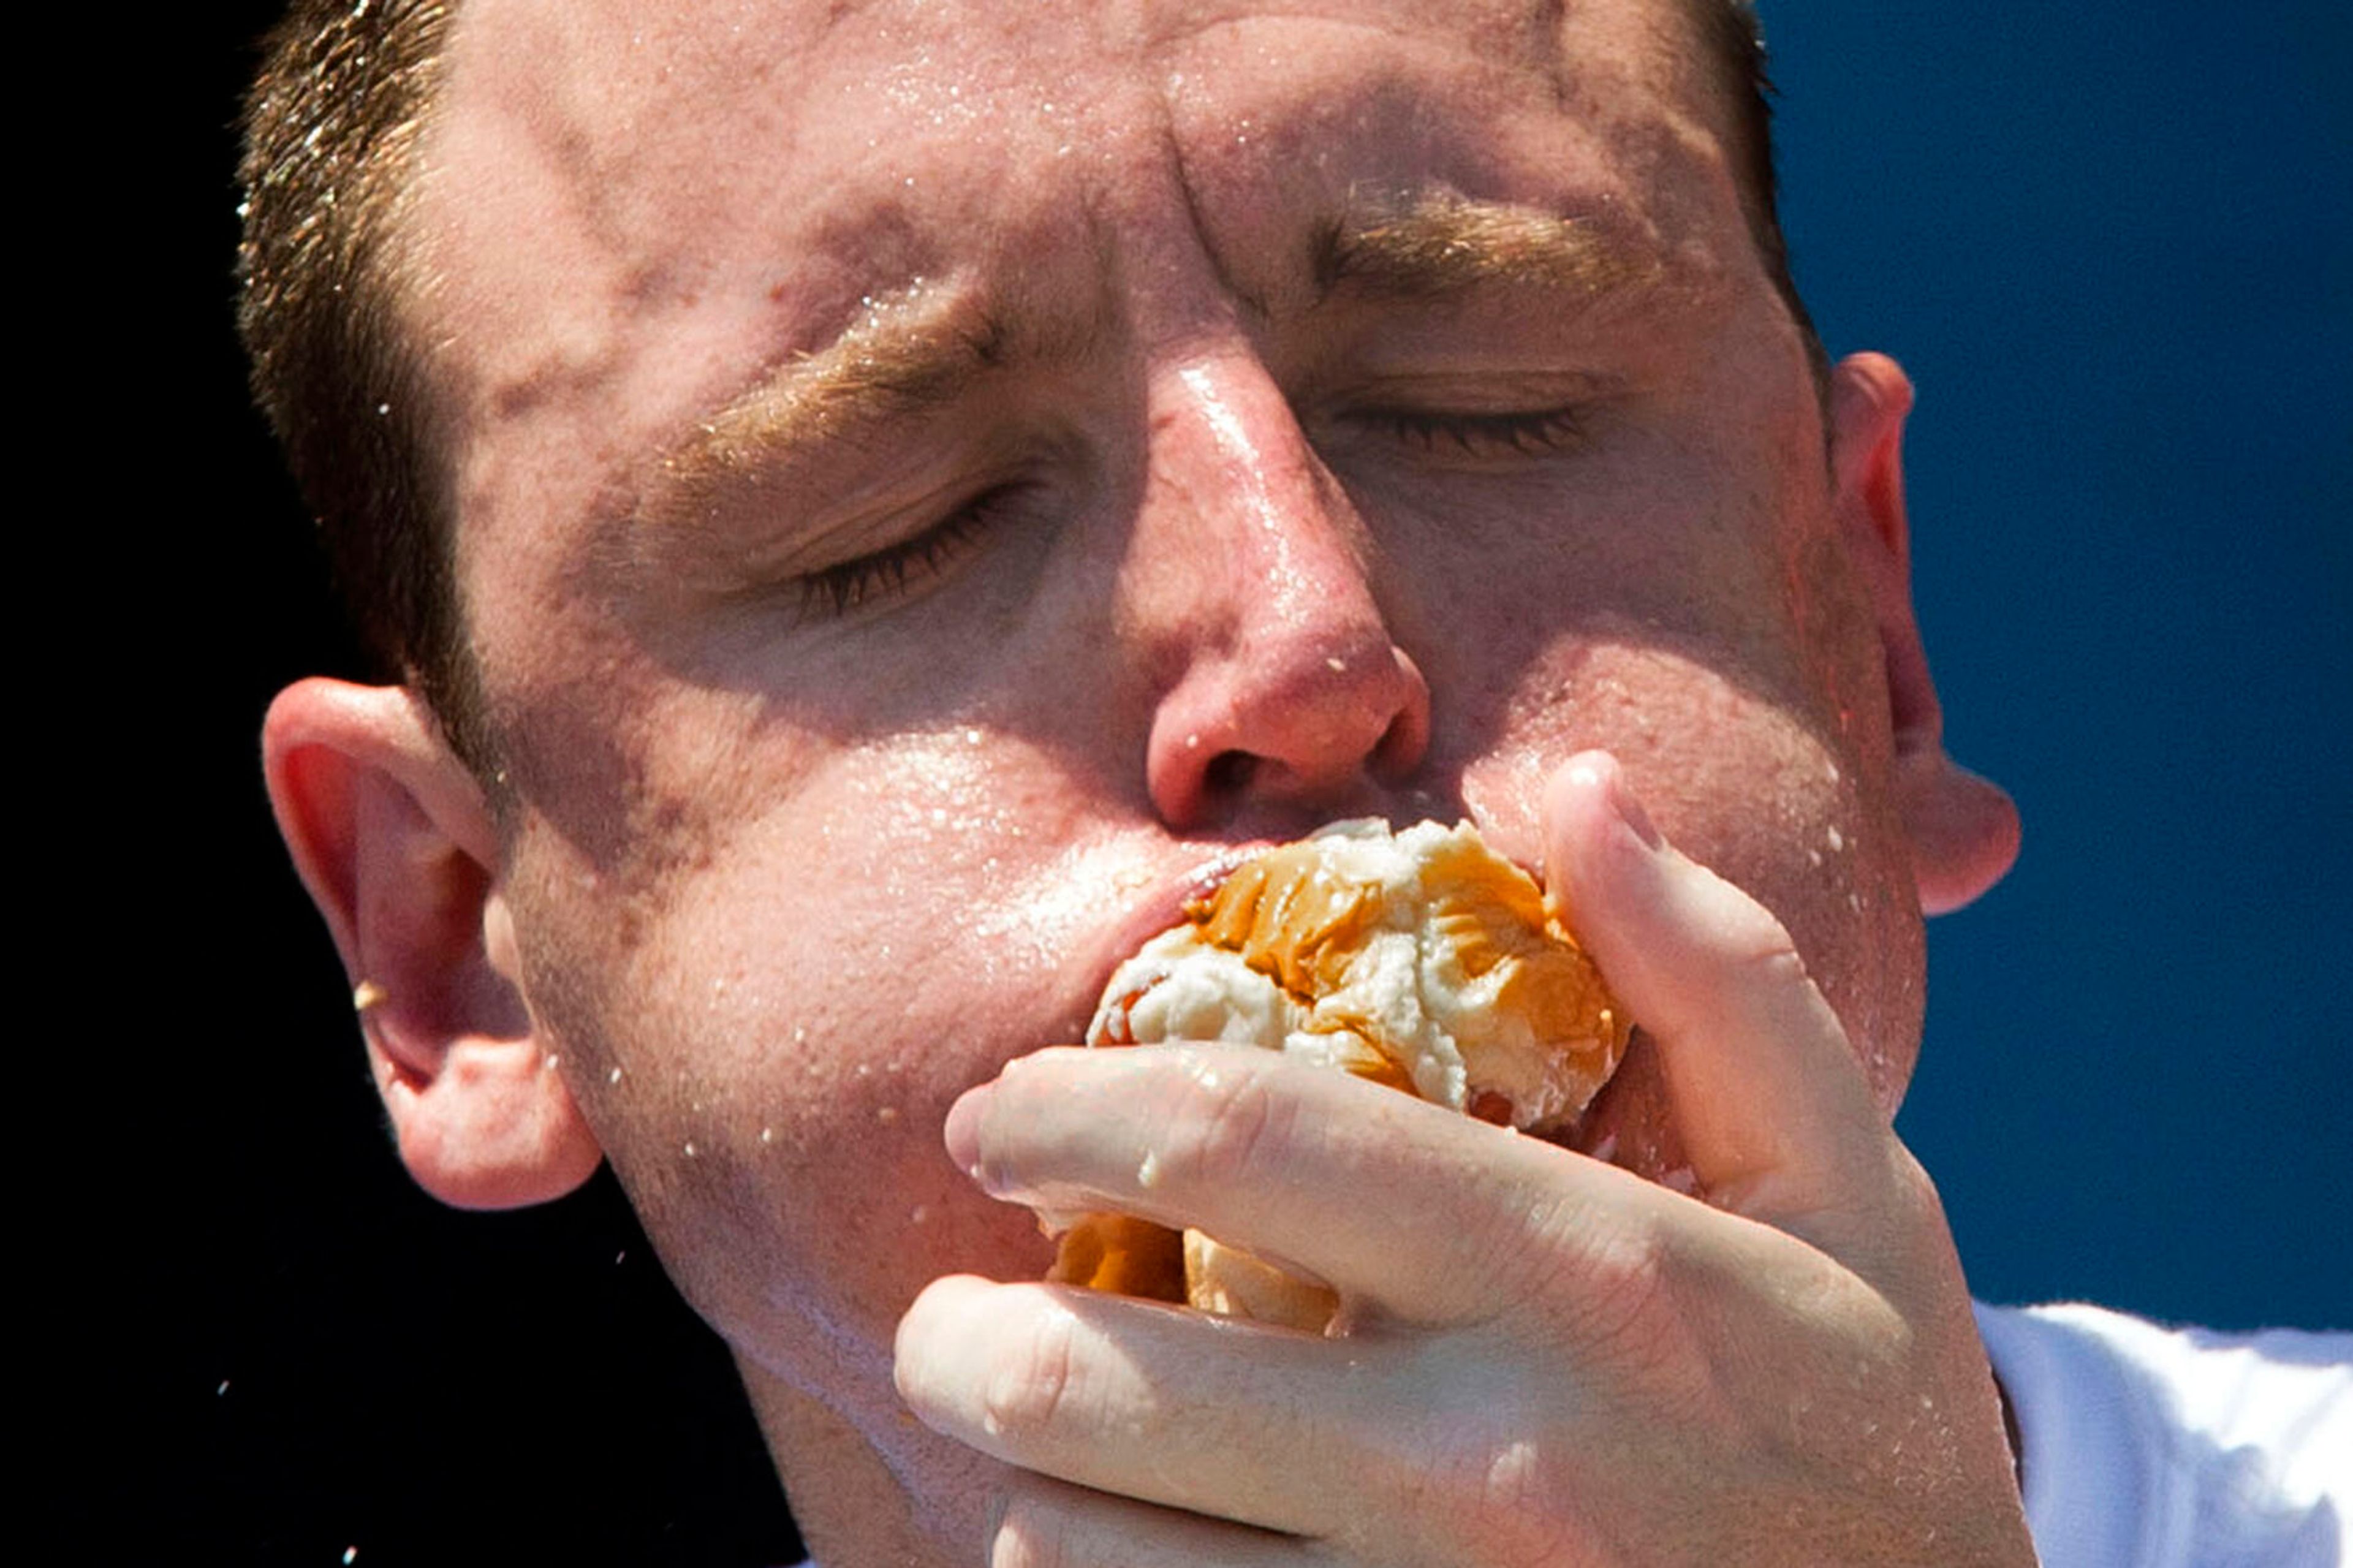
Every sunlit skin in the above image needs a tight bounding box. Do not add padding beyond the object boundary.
[262,0,2031,1559]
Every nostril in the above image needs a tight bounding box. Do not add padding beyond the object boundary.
[1202,751,1257,799]
[1370,650,1433,780]
[1371,708,1422,778]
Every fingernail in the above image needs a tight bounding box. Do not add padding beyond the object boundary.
[1606,766,1664,851]
[943,1083,991,1179]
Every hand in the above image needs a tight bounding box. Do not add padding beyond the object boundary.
[895,754,2034,1566]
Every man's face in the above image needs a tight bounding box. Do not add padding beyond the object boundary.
[414,0,1919,1501]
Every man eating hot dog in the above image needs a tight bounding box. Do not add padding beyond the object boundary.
[242,0,2349,1559]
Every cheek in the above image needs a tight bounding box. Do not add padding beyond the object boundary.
[1457,637,1925,1108]
[496,722,1116,1388]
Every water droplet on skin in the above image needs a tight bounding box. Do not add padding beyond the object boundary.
[609,1066,623,1084]
[1825,825,1845,852]
[877,1106,900,1124]
[683,1141,697,1157]
[794,1026,808,1043]
[965,729,982,744]
[1137,1151,1162,1187]
[760,1127,775,1143]
[909,1204,931,1224]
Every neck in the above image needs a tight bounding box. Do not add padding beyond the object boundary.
[735,1350,998,1567]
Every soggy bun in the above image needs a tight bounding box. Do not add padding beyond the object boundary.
[1051,820,1629,1331]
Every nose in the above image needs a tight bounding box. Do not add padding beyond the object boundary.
[1131,359,1431,830]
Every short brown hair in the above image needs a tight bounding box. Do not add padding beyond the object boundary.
[238,0,491,763]
[237,0,1808,767]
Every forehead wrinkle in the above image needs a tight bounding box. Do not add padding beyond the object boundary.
[1132,0,1561,57]
[1311,190,1663,303]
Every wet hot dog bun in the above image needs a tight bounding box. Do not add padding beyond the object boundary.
[1051,820,1629,1330]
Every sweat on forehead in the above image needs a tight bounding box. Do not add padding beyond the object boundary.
[238,0,1786,765]
[417,0,1724,390]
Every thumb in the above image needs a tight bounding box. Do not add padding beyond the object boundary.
[1543,752,1888,1216]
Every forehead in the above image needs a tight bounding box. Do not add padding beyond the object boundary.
[414,0,1738,423]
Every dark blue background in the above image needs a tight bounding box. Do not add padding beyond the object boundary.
[1771,1,2349,1328]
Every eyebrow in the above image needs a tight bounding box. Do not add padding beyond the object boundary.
[648,194,1659,526]
[1311,192,1661,304]
[650,286,1023,528]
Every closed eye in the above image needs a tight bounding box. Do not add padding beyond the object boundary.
[1360,404,1588,458]
[798,485,1025,617]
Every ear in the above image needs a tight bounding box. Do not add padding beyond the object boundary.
[1829,352,2022,915]
[262,678,602,1208]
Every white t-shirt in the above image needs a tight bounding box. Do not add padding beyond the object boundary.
[1977,1302,2351,1566]
[790,1303,2351,1567]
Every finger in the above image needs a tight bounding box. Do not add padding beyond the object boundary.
[1542,752,1889,1209]
[983,1468,1325,1567]
[945,1043,1680,1325]
[896,1273,1373,1540]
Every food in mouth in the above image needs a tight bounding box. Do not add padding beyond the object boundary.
[1050,819,1630,1331]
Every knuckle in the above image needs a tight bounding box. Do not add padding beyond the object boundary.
[1509,1203,1681,1360]
[979,1300,1084,1444]
[1456,1441,1588,1568]
[1727,927,1811,988]
[1154,1053,1297,1192]
[1393,1417,1590,1568]
[1567,1233,1698,1382]
[988,1486,1074,1568]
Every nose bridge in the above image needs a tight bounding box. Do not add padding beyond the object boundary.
[1130,350,1431,828]
[1132,353,1377,655]
[1158,361,1354,597]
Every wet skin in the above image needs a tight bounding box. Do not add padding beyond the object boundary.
[271,0,2028,1559]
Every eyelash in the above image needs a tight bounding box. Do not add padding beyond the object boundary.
[1367,405,1586,455]
[794,404,1580,618]
[798,493,1006,617]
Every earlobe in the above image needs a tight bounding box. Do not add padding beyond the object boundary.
[1829,353,2022,915]
[263,678,603,1209]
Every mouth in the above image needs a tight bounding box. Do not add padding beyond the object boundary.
[1559,1026,1687,1178]
[1058,841,1276,1036]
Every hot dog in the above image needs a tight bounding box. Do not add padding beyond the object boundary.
[1051,819,1630,1331]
